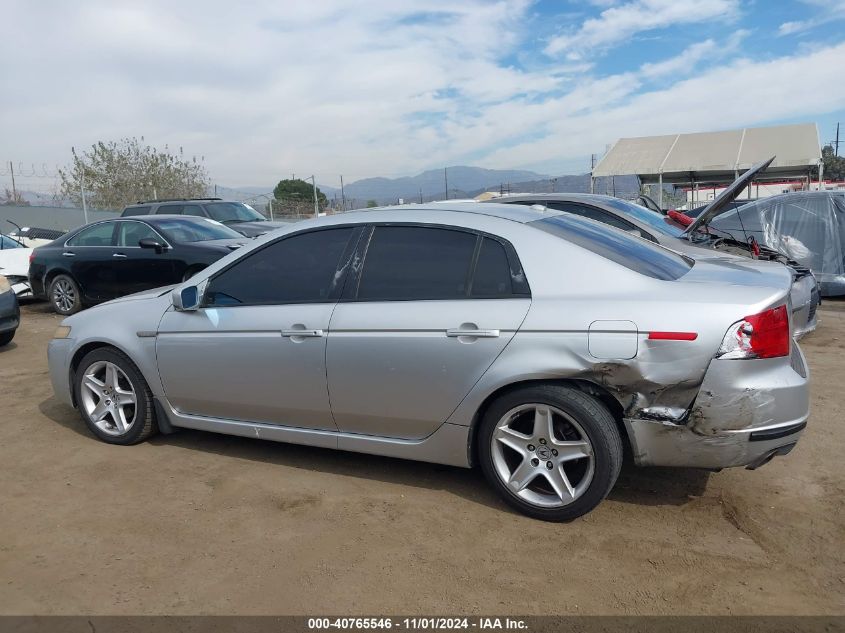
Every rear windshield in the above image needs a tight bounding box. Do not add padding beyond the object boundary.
[532,215,693,281]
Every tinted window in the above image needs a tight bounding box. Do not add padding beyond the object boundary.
[153,218,243,243]
[357,226,477,301]
[67,222,117,247]
[598,197,685,237]
[156,204,184,214]
[532,215,692,281]
[205,228,355,305]
[124,205,151,216]
[205,202,265,223]
[472,238,512,297]
[181,205,206,217]
[547,202,639,232]
[0,235,23,249]
[117,222,160,247]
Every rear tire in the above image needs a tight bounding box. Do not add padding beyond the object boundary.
[478,384,623,521]
[49,274,82,315]
[0,330,14,347]
[74,347,157,445]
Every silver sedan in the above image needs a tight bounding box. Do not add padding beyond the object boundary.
[47,203,809,521]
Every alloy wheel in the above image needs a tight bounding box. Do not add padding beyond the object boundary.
[79,361,138,436]
[491,403,595,508]
[53,279,76,313]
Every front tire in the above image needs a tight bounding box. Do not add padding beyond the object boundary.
[49,274,82,315]
[478,384,623,521]
[74,347,157,445]
[0,330,14,347]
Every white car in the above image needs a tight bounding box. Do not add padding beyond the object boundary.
[0,234,33,297]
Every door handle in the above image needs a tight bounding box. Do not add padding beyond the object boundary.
[112,253,128,258]
[282,329,325,338]
[446,328,500,338]
[62,251,75,257]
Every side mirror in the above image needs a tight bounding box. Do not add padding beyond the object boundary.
[173,285,200,311]
[139,238,165,254]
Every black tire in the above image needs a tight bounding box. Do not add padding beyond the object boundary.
[49,274,82,315]
[73,347,157,445]
[478,384,623,522]
[0,330,14,347]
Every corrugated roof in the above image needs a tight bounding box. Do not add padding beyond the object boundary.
[592,123,821,183]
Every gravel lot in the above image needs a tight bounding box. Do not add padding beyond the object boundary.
[0,300,843,615]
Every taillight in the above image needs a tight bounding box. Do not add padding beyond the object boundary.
[29,252,35,263]
[716,305,790,360]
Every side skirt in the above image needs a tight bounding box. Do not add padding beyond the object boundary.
[163,401,472,468]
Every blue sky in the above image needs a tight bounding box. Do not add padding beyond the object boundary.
[1,0,844,189]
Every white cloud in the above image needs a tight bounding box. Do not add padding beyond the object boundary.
[778,0,845,35]
[0,0,842,190]
[639,29,748,78]
[545,0,740,57]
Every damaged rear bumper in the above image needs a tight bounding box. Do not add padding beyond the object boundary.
[625,344,810,469]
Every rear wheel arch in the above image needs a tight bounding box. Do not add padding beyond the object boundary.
[468,378,628,467]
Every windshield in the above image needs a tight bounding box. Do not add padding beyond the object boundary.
[205,202,266,223]
[1,234,24,249]
[154,218,244,243]
[599,197,686,237]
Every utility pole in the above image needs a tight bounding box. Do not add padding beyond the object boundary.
[419,187,423,203]
[311,175,318,217]
[8,162,16,201]
[835,122,841,156]
[444,167,448,200]
[80,169,89,224]
[590,154,596,194]
[340,175,347,212]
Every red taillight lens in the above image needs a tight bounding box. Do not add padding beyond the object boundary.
[29,252,35,263]
[717,305,790,359]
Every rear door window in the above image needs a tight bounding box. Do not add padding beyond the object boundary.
[471,237,514,297]
[156,204,184,214]
[181,205,206,217]
[357,226,477,301]
[67,222,117,247]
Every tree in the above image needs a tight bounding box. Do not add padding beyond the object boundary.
[273,179,327,207]
[822,145,845,182]
[1,188,29,206]
[366,200,378,208]
[58,137,211,210]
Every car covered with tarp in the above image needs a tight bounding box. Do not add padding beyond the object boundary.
[706,191,845,297]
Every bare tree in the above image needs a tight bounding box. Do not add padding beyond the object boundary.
[58,137,211,210]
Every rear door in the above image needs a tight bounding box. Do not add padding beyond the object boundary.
[326,224,531,440]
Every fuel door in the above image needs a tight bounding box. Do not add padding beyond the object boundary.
[588,320,638,359]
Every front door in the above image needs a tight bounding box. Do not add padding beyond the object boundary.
[327,225,531,440]
[111,220,178,296]
[156,226,361,430]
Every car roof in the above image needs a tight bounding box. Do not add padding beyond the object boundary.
[342,202,565,224]
[489,192,624,204]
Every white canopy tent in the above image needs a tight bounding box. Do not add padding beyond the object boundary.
[591,123,823,208]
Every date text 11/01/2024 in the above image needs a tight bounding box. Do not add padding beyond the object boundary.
[307,618,528,630]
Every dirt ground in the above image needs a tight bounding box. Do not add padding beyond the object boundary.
[0,300,843,616]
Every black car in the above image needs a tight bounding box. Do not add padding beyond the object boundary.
[29,215,248,315]
[120,198,294,237]
[0,275,20,346]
